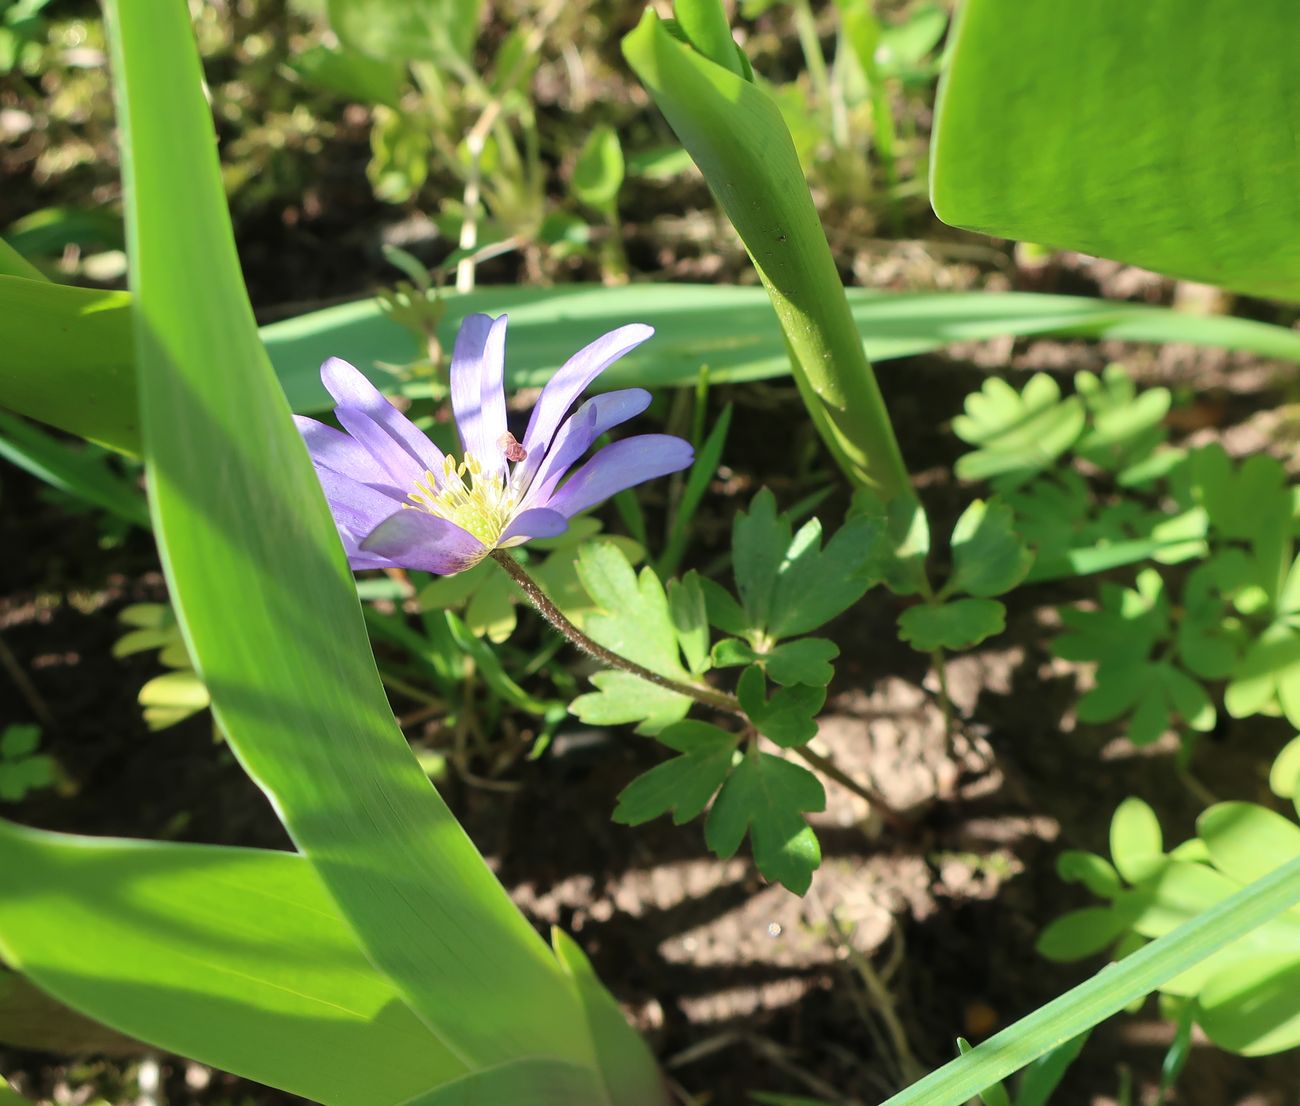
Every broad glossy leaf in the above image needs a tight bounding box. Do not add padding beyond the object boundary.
[0,822,460,1106]
[932,0,1300,298]
[104,0,600,1077]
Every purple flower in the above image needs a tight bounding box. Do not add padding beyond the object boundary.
[295,314,694,575]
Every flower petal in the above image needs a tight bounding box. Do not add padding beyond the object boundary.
[317,465,406,526]
[521,388,652,509]
[546,434,694,519]
[450,314,509,476]
[320,357,443,474]
[334,405,426,487]
[360,509,488,575]
[294,415,396,490]
[519,324,654,467]
[500,508,568,546]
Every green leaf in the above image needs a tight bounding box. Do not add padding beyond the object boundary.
[700,576,751,636]
[1197,955,1300,1056]
[14,281,1300,460]
[0,411,149,529]
[1269,736,1300,806]
[572,543,694,734]
[944,499,1034,598]
[572,126,625,213]
[668,573,712,676]
[897,598,1005,652]
[705,751,826,894]
[955,1039,1011,1106]
[1056,850,1122,900]
[1014,1031,1090,1106]
[1197,802,1300,885]
[327,0,480,63]
[0,821,463,1106]
[394,1059,604,1106]
[612,721,738,826]
[622,9,909,495]
[735,666,824,748]
[767,514,885,638]
[1111,798,1164,884]
[672,0,745,77]
[931,1,1300,298]
[659,403,732,577]
[877,856,1300,1106]
[291,43,405,108]
[952,374,1085,487]
[105,0,603,1079]
[733,489,790,629]
[0,725,40,761]
[854,490,930,597]
[1035,906,1132,962]
[765,638,838,687]
[1074,365,1170,473]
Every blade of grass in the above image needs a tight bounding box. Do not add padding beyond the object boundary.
[879,855,1300,1105]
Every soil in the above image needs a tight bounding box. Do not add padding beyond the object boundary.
[5,265,1300,1106]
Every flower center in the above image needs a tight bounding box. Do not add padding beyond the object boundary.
[406,452,517,545]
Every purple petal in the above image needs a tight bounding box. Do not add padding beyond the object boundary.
[335,406,426,487]
[360,510,488,575]
[450,314,509,477]
[294,415,393,487]
[519,325,654,467]
[500,508,568,546]
[316,467,408,537]
[546,434,694,519]
[320,357,443,475]
[521,388,652,509]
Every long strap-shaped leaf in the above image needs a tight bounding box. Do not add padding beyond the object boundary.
[103,0,597,1078]
[0,822,462,1106]
[879,854,1300,1105]
[11,278,1300,458]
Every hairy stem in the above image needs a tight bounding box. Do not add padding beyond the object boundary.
[491,550,742,715]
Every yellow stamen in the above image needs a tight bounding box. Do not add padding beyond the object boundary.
[405,450,518,546]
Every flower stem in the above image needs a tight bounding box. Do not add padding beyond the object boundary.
[490,550,743,716]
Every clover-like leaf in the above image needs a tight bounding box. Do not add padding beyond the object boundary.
[944,498,1034,598]
[1053,568,1168,669]
[704,751,826,894]
[612,721,739,827]
[1270,736,1300,807]
[1056,850,1122,899]
[1224,620,1300,728]
[735,666,824,748]
[897,597,1005,652]
[1035,905,1133,962]
[1074,364,1170,474]
[953,373,1085,487]
[711,637,838,687]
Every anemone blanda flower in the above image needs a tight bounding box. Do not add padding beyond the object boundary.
[294,313,693,575]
